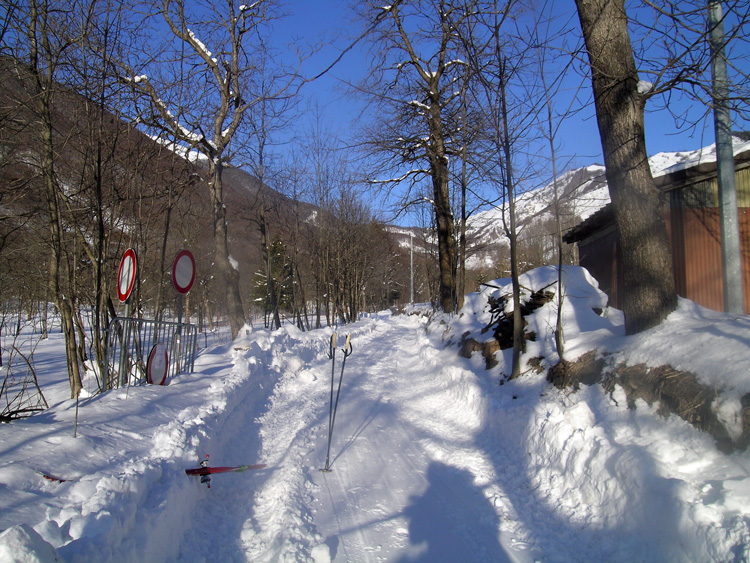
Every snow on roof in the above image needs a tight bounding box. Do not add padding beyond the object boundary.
[651,137,750,178]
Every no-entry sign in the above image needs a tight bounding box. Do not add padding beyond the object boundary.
[117,248,137,303]
[172,249,196,295]
[147,343,169,385]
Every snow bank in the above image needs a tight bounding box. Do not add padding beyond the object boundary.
[0,324,282,562]
[0,524,61,562]
[444,266,750,560]
[454,265,750,402]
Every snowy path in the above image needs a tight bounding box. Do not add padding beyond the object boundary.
[176,315,536,562]
[304,318,528,562]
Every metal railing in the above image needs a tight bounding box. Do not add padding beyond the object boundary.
[104,317,197,390]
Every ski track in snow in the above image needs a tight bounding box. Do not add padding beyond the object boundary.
[177,315,539,562]
[171,315,539,562]
[173,309,750,562]
[304,317,530,563]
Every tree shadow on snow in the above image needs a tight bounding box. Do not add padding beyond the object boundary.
[398,461,512,563]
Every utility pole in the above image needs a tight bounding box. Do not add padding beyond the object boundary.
[709,2,745,314]
[410,232,414,304]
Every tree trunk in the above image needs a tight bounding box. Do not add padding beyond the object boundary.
[41,133,83,398]
[428,94,458,314]
[499,70,524,381]
[29,2,83,398]
[576,0,677,334]
[259,208,281,330]
[207,160,245,339]
[156,194,173,323]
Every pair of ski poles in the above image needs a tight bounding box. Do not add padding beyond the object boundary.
[322,332,352,472]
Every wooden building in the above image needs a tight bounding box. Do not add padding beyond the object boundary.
[563,147,750,314]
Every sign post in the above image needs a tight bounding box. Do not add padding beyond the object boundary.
[171,250,196,373]
[117,248,137,386]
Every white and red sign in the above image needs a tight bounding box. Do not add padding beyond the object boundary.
[172,249,196,295]
[146,343,169,385]
[117,248,137,303]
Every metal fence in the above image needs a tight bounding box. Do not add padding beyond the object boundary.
[104,317,197,389]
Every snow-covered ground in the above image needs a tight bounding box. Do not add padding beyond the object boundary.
[2,266,750,562]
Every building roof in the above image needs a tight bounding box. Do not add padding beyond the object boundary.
[563,146,750,244]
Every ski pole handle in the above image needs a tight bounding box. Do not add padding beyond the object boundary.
[342,333,352,357]
[328,332,337,359]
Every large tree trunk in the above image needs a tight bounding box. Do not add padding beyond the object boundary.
[433,168,458,313]
[576,0,677,334]
[208,160,245,339]
[428,93,458,314]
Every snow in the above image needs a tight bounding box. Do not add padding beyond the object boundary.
[408,100,431,111]
[148,135,208,164]
[187,29,212,60]
[0,524,61,562]
[239,2,260,13]
[2,266,750,561]
[637,80,653,94]
[652,138,750,177]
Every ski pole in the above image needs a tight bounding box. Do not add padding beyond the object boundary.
[327,332,337,449]
[324,334,352,471]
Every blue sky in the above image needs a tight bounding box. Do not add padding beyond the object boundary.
[274,0,746,165]
[266,0,748,226]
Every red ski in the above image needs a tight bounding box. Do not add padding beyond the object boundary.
[36,470,71,483]
[185,464,266,476]
[185,455,266,484]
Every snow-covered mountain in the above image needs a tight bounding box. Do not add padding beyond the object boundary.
[384,165,610,269]
[462,136,750,272]
[465,165,608,270]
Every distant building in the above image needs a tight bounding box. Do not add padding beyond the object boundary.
[563,145,750,314]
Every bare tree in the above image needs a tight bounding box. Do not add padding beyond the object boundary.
[242,55,298,330]
[452,59,487,310]
[298,109,345,327]
[360,0,475,313]
[525,2,585,363]
[275,159,313,330]
[625,1,750,136]
[123,0,300,339]
[14,0,88,398]
[458,0,543,379]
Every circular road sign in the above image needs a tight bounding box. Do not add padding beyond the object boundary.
[147,343,169,385]
[172,249,196,295]
[117,248,137,303]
